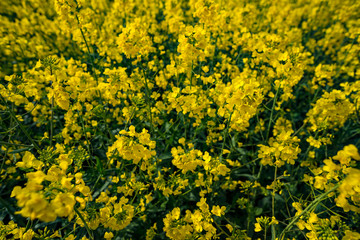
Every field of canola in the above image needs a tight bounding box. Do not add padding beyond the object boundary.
[1,0,360,239]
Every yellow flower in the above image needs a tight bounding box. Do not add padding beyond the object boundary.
[254,222,262,232]
[146,223,157,240]
[171,207,181,220]
[178,137,186,145]
[16,151,39,169]
[211,205,226,217]
[269,216,279,225]
[308,212,318,224]
[314,176,327,190]
[343,230,360,240]
[196,198,209,212]
[344,144,360,160]
[191,210,203,232]
[104,232,114,240]
[65,234,75,240]
[51,192,76,218]
[217,164,230,176]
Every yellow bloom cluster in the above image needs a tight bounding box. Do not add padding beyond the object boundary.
[107,125,156,167]
[258,117,301,167]
[11,156,91,222]
[163,198,226,240]
[309,145,360,195]
[306,89,355,132]
[297,145,360,239]
[95,194,135,231]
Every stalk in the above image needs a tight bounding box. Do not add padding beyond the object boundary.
[279,184,339,240]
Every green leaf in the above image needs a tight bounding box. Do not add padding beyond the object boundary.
[96,156,104,174]
[255,207,263,216]
[9,147,32,154]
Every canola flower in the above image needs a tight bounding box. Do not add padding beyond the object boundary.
[0,0,360,239]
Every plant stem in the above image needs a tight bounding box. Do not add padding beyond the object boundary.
[0,96,41,151]
[50,66,54,146]
[0,141,33,147]
[219,108,234,163]
[266,86,280,141]
[74,207,94,240]
[279,183,340,240]
[141,67,154,133]
[271,166,277,240]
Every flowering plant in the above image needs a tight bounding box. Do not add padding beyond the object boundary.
[1,0,360,239]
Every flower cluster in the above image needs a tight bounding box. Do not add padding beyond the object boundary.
[163,198,226,240]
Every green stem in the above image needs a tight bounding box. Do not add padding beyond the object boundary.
[264,225,267,240]
[79,115,92,165]
[0,141,32,147]
[141,68,154,133]
[291,120,307,137]
[75,13,103,106]
[50,96,54,145]
[0,96,41,151]
[219,108,234,163]
[75,15,97,80]
[74,207,94,240]
[214,219,231,238]
[50,66,54,146]
[266,86,280,141]
[334,34,359,78]
[271,166,277,240]
[302,130,321,160]
[279,183,340,240]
